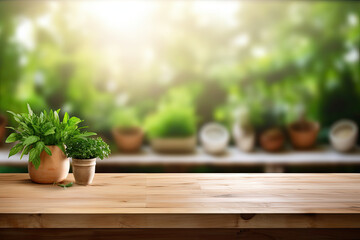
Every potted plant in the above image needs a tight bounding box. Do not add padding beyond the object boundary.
[0,114,7,146]
[232,106,255,152]
[330,119,358,152]
[145,107,197,153]
[111,109,144,153]
[6,104,95,183]
[258,105,286,152]
[200,122,229,155]
[66,137,110,185]
[260,128,285,152]
[288,113,320,149]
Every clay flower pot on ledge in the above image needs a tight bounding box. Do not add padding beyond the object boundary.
[288,120,320,150]
[112,127,144,153]
[330,119,358,152]
[233,122,255,152]
[260,128,285,152]
[0,115,7,145]
[28,145,70,184]
[200,123,229,155]
[150,136,196,153]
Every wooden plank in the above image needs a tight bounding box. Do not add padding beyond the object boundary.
[0,173,360,228]
[1,214,360,228]
[1,228,360,240]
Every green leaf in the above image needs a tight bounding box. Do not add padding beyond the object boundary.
[63,112,69,124]
[8,143,24,158]
[29,148,41,169]
[68,117,82,125]
[27,104,33,116]
[44,127,56,136]
[58,182,73,189]
[79,132,97,137]
[57,143,66,155]
[7,110,17,117]
[54,110,59,123]
[21,145,31,160]
[5,133,19,143]
[44,146,52,156]
[23,136,40,146]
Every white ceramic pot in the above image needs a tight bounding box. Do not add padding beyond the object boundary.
[200,123,229,155]
[150,136,196,153]
[330,119,358,152]
[72,158,96,185]
[232,122,255,152]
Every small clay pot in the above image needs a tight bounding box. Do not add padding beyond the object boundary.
[72,158,96,185]
[260,128,285,152]
[330,120,358,152]
[233,123,255,152]
[150,136,196,153]
[288,120,320,149]
[112,127,144,153]
[200,123,229,155]
[0,115,7,145]
[28,145,70,184]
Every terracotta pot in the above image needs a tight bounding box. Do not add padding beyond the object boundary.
[260,128,285,152]
[0,115,7,145]
[233,123,255,152]
[330,119,358,152]
[72,158,96,185]
[200,123,229,155]
[150,136,196,153]
[112,127,144,153]
[288,120,320,149]
[28,145,69,184]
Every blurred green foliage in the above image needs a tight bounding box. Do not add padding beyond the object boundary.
[0,1,359,143]
[145,88,197,138]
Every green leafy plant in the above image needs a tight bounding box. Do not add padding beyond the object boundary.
[145,108,197,139]
[65,137,111,159]
[109,108,140,129]
[145,89,197,139]
[6,104,96,169]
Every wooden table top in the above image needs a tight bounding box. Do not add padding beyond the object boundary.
[1,173,360,228]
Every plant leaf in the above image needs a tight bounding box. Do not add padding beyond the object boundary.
[29,148,41,169]
[57,143,66,155]
[79,132,97,137]
[20,145,31,160]
[5,133,19,143]
[63,112,69,124]
[68,117,82,125]
[44,127,56,136]
[23,136,40,146]
[44,145,52,156]
[58,182,73,189]
[8,143,23,158]
[7,110,17,116]
[27,103,33,116]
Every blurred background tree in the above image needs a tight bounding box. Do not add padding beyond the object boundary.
[0,0,359,144]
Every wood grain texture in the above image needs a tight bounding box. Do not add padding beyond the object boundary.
[1,229,360,240]
[0,173,360,228]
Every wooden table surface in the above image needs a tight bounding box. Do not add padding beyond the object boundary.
[1,173,360,229]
